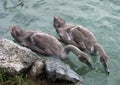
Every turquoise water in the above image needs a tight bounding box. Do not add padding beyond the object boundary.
[0,0,120,85]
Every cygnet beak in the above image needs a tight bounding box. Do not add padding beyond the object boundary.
[103,62,110,75]
[86,61,94,70]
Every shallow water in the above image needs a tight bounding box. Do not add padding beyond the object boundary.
[0,0,120,85]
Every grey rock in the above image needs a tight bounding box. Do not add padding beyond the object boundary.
[0,38,43,75]
[0,38,83,84]
[44,58,83,84]
[30,59,44,76]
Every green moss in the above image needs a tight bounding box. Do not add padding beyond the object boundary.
[0,68,32,85]
[0,68,75,85]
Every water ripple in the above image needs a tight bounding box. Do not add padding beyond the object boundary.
[0,0,120,85]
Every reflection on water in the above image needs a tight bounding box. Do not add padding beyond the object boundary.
[0,0,120,85]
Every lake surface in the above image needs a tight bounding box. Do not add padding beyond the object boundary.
[0,0,120,85]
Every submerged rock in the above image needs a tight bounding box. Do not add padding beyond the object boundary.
[44,58,83,84]
[0,38,43,75]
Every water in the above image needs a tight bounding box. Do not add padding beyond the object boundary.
[0,0,120,85]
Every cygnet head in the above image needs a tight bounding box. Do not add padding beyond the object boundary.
[60,45,94,70]
[93,43,110,74]
[78,53,94,70]
[9,26,24,38]
[53,16,65,28]
[100,54,109,74]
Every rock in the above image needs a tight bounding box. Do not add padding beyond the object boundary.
[0,38,43,75]
[30,59,44,76]
[0,38,83,84]
[74,81,83,85]
[44,58,83,84]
